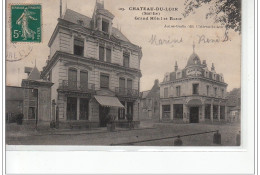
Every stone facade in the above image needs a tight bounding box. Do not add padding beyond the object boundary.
[160,48,228,123]
[140,79,160,120]
[41,2,142,127]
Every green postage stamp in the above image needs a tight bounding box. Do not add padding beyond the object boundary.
[11,5,41,42]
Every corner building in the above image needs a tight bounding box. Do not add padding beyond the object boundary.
[160,49,228,123]
[41,2,142,127]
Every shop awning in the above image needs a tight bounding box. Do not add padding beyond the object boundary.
[94,95,124,108]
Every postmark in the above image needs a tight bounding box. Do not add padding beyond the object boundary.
[11,4,41,42]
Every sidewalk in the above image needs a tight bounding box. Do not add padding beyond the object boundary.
[6,123,155,138]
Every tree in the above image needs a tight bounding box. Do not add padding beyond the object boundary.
[183,0,241,34]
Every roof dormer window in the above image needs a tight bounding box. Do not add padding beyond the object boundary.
[102,19,109,33]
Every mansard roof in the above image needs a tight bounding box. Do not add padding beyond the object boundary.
[63,9,130,42]
[63,9,92,28]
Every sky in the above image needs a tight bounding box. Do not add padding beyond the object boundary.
[6,0,241,92]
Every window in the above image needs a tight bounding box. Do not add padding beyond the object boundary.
[119,77,125,89]
[118,101,125,120]
[80,71,88,89]
[123,52,130,67]
[162,105,170,119]
[102,20,109,33]
[68,68,77,88]
[222,89,224,98]
[214,87,217,97]
[74,38,84,56]
[100,74,109,88]
[99,46,105,61]
[106,48,111,63]
[99,46,112,62]
[164,87,168,98]
[192,84,199,95]
[207,85,210,96]
[176,86,181,97]
[127,79,132,89]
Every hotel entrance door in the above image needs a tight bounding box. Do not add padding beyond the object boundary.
[99,106,110,127]
[67,97,77,120]
[190,107,199,123]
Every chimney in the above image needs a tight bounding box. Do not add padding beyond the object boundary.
[174,61,178,71]
[60,0,62,18]
[211,63,215,71]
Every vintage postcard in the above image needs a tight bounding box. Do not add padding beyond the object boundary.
[5,0,241,147]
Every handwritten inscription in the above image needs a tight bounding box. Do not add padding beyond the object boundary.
[197,30,230,44]
[149,34,183,47]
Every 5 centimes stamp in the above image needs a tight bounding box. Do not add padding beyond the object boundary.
[11,4,41,42]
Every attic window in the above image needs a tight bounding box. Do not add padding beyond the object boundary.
[102,20,109,33]
[74,38,84,56]
[77,20,84,25]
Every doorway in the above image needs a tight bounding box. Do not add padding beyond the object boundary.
[80,98,89,120]
[99,106,110,127]
[190,107,199,123]
[67,97,77,120]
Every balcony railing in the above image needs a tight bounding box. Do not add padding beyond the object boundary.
[115,87,139,98]
[59,80,95,92]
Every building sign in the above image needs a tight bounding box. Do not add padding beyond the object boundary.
[186,68,202,77]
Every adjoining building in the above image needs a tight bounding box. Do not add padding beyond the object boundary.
[6,66,53,124]
[140,79,160,120]
[40,1,142,127]
[226,88,241,122]
[160,45,228,123]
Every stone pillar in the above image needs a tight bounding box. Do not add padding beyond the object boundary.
[201,104,205,122]
[159,103,162,121]
[183,104,188,123]
[51,99,56,121]
[108,21,112,36]
[172,104,175,120]
[77,97,80,120]
[97,17,102,31]
[225,105,228,121]
[170,103,173,121]
[218,105,221,121]
[125,102,128,116]
[210,103,213,122]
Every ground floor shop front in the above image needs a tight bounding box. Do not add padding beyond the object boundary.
[55,92,139,128]
[160,97,227,123]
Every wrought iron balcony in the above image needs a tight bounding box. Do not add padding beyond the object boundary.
[59,80,95,93]
[115,87,139,98]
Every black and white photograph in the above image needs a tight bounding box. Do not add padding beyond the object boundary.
[5,0,242,146]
